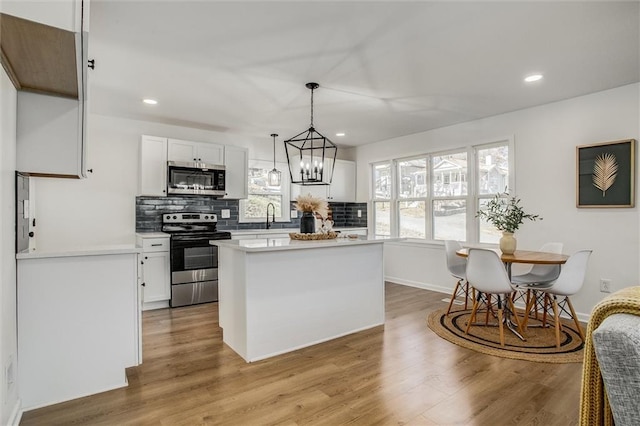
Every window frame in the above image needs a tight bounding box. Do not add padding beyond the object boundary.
[239,159,291,223]
[369,137,514,242]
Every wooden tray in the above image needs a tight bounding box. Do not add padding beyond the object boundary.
[289,232,338,240]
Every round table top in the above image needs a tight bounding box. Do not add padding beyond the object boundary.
[456,248,569,264]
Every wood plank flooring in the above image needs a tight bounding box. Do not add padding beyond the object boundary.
[20,283,583,425]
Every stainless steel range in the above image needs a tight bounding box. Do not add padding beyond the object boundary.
[162,213,231,307]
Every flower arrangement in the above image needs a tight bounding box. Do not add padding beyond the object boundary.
[294,193,329,219]
[476,191,542,233]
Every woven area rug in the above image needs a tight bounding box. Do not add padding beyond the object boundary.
[427,307,585,363]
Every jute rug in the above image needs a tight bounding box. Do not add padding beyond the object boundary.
[427,307,585,363]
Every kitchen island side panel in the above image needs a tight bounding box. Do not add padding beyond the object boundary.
[17,253,139,409]
[218,242,384,362]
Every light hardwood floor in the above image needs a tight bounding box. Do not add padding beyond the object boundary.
[20,283,583,425]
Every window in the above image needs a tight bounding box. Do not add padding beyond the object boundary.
[370,139,513,242]
[240,160,290,222]
[398,158,427,238]
[432,151,467,241]
[372,162,392,237]
[476,144,510,243]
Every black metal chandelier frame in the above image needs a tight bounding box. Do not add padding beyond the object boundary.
[284,82,337,186]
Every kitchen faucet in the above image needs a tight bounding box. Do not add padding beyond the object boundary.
[266,203,276,229]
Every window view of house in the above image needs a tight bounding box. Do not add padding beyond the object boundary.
[372,142,511,242]
[241,160,290,222]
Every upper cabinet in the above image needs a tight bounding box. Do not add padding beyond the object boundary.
[2,0,89,33]
[223,145,249,199]
[291,159,357,202]
[2,1,90,178]
[139,135,248,199]
[139,136,168,197]
[168,139,224,165]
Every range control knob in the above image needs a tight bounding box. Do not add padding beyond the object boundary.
[173,215,177,219]
[166,215,171,220]
[204,215,209,219]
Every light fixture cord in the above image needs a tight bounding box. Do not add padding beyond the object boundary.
[310,86,314,128]
[272,135,276,168]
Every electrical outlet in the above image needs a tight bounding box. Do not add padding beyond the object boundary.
[291,210,298,219]
[600,279,612,293]
[221,209,230,219]
[357,210,362,218]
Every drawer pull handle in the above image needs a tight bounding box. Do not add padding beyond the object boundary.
[150,243,162,246]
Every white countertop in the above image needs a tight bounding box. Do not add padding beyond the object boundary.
[211,236,397,252]
[229,227,367,236]
[135,232,170,238]
[16,245,141,260]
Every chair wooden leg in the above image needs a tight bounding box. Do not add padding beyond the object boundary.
[542,294,550,327]
[566,297,585,342]
[465,299,480,335]
[497,307,505,347]
[484,294,492,325]
[463,282,473,310]
[552,296,561,348]
[446,280,463,315]
[522,292,536,330]
[508,296,524,337]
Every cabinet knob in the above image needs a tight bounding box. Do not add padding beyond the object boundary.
[145,256,148,260]
[28,232,34,237]
[141,282,146,287]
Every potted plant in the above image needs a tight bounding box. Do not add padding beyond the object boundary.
[476,191,542,254]
[294,193,329,234]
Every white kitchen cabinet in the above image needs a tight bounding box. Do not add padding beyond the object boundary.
[224,145,249,199]
[138,135,168,196]
[3,0,89,32]
[168,138,224,164]
[327,159,356,202]
[136,234,171,310]
[17,249,139,409]
[291,159,356,202]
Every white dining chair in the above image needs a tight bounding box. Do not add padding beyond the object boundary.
[521,249,592,348]
[444,240,473,315]
[511,242,564,320]
[464,248,523,347]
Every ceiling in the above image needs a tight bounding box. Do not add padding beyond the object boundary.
[88,1,640,147]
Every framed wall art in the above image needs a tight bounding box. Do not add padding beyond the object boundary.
[576,139,635,208]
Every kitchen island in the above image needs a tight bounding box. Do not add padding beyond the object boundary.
[211,236,385,362]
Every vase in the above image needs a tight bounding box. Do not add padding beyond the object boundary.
[500,232,517,255]
[300,211,316,234]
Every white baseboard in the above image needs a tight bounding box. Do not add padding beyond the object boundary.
[385,276,451,295]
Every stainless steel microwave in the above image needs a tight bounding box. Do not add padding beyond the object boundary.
[167,161,226,197]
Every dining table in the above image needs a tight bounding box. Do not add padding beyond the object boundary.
[455,247,569,340]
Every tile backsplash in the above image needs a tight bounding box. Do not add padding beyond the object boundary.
[136,196,367,232]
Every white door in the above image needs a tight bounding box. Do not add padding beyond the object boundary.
[142,252,170,304]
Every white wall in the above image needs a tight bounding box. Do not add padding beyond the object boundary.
[33,113,356,251]
[357,83,640,319]
[1,67,20,424]
[32,115,256,251]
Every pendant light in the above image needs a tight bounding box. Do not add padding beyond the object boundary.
[267,133,282,187]
[284,82,337,185]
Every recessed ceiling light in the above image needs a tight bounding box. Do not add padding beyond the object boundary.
[524,74,543,83]
[336,132,345,137]
[143,98,158,105]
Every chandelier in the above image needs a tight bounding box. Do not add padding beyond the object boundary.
[284,82,337,185]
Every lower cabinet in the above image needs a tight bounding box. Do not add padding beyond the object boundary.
[17,251,140,409]
[137,234,171,310]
